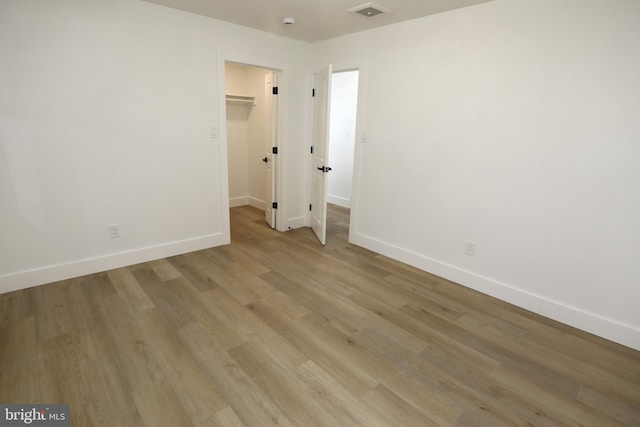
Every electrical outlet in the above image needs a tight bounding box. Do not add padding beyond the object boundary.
[464,240,476,256]
[210,126,219,138]
[109,224,120,239]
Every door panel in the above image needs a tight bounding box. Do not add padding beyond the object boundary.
[310,65,332,245]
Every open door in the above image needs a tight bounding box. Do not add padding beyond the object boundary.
[264,71,278,228]
[310,65,332,245]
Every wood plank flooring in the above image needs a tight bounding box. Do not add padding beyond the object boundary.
[1,204,639,426]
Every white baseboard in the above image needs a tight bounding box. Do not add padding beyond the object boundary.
[0,233,229,295]
[248,197,266,211]
[327,195,351,208]
[230,197,265,210]
[229,197,249,208]
[286,215,307,230]
[350,231,640,351]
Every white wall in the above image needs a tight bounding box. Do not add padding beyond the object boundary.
[0,0,311,293]
[327,70,359,208]
[313,0,640,349]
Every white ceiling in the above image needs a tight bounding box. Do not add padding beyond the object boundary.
[142,0,494,42]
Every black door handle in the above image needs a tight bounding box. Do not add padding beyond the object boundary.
[317,166,332,172]
[262,157,268,163]
[317,166,325,171]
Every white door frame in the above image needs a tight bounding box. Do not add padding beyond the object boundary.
[264,71,277,229]
[218,52,288,234]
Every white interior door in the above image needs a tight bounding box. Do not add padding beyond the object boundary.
[264,71,277,228]
[310,65,332,245]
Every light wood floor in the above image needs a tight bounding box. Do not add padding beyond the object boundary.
[1,205,639,426]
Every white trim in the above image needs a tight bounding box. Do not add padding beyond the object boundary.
[0,233,229,295]
[341,60,368,246]
[248,197,266,210]
[229,197,250,207]
[229,196,266,210]
[350,231,640,351]
[215,48,232,250]
[287,215,307,230]
[327,194,351,208]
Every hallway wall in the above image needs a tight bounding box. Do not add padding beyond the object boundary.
[327,70,359,208]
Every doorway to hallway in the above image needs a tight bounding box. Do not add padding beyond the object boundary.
[310,66,360,245]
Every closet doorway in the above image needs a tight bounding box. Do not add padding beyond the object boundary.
[225,62,279,228]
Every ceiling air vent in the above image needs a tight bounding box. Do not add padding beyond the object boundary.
[348,2,390,18]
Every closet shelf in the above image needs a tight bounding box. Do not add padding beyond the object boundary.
[226,94,256,106]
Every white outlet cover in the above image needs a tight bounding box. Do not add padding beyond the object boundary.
[109,224,120,238]
[464,241,476,256]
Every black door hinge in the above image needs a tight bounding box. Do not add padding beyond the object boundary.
[309,204,312,211]
[272,86,278,95]
[310,146,314,154]
[312,88,315,97]
[272,146,278,154]
[273,202,278,209]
